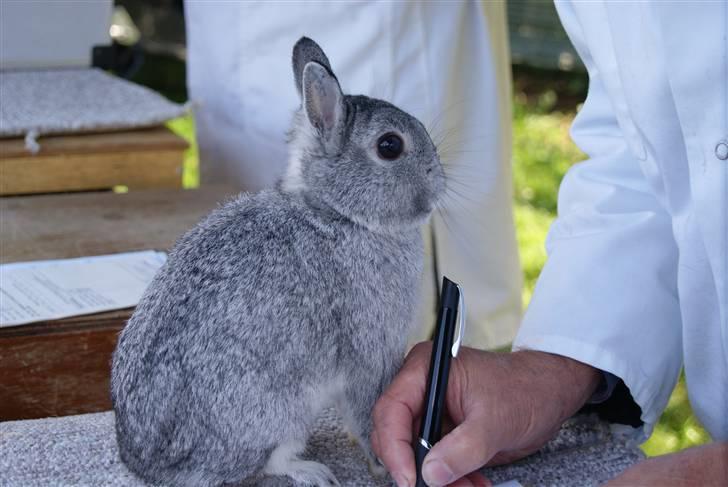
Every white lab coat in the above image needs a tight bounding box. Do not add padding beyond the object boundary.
[515,1,728,441]
[185,1,522,349]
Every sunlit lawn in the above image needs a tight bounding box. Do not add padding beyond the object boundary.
[167,92,710,457]
[166,116,199,189]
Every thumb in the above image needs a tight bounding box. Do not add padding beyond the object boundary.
[421,417,499,487]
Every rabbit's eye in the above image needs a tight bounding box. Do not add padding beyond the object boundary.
[377,133,404,160]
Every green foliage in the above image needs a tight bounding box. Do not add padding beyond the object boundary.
[511,95,709,457]
[641,373,711,456]
[514,205,552,304]
[512,92,583,302]
[512,91,584,214]
[166,115,199,189]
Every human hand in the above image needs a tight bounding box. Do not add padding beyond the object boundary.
[603,442,728,486]
[371,343,601,487]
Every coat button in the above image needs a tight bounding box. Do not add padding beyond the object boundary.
[716,141,728,160]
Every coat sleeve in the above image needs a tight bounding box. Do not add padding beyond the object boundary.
[513,0,683,440]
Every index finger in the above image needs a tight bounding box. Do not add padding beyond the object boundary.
[372,342,431,486]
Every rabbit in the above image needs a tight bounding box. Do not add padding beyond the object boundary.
[111,37,445,487]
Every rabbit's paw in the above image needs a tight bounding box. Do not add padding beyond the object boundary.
[345,431,358,446]
[265,441,341,487]
[367,456,387,478]
[287,460,341,487]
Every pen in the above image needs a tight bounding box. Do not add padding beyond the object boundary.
[415,276,466,487]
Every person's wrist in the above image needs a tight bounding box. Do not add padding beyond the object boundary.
[516,350,601,419]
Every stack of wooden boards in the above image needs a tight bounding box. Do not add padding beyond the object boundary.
[0,68,202,420]
[0,68,189,195]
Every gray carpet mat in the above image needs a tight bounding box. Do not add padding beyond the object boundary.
[0,68,186,145]
[0,409,643,486]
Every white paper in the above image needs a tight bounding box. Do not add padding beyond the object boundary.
[0,251,167,327]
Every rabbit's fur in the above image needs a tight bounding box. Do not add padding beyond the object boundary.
[111,37,444,487]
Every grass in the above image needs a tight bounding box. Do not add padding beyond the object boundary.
[165,87,710,457]
[512,91,584,304]
[166,116,199,189]
[642,374,711,455]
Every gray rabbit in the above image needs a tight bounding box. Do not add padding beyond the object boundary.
[111,37,444,487]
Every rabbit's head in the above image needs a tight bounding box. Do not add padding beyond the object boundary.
[284,37,445,232]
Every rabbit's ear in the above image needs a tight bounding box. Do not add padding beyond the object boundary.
[292,37,337,96]
[302,62,344,141]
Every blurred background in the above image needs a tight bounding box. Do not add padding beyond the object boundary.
[0,0,708,457]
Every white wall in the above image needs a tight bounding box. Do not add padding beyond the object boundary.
[0,0,112,70]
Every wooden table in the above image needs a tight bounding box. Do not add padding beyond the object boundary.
[0,186,238,420]
[0,127,188,196]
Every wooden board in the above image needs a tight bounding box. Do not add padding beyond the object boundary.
[0,324,122,420]
[0,186,235,264]
[0,127,188,195]
[0,186,238,420]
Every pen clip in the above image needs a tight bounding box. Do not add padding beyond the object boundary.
[451,283,466,357]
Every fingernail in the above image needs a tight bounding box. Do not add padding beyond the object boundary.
[422,458,454,486]
[393,472,411,487]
